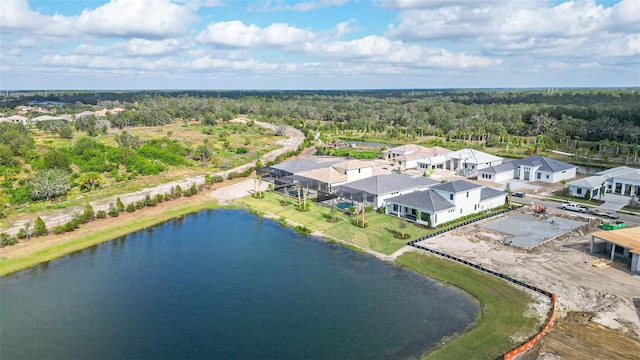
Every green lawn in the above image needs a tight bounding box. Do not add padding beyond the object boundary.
[396,252,543,360]
[241,193,427,255]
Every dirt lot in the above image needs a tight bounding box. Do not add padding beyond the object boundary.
[415,207,640,359]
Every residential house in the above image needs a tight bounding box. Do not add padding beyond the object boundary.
[477,155,576,184]
[382,144,451,171]
[5,115,28,125]
[385,180,506,227]
[31,115,69,123]
[417,148,503,172]
[333,173,439,208]
[590,227,640,274]
[570,166,640,198]
[567,175,608,200]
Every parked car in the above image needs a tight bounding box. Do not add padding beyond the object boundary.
[511,192,525,198]
[561,203,587,213]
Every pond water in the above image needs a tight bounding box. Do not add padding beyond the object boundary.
[0,209,478,359]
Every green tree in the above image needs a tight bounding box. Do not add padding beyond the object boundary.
[43,149,72,172]
[116,197,125,212]
[33,216,48,236]
[78,172,102,192]
[28,168,71,201]
[108,203,119,217]
[0,233,18,247]
[0,144,17,167]
[399,218,407,237]
[174,185,183,198]
[58,124,74,139]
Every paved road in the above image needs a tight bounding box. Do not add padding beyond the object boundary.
[513,196,639,225]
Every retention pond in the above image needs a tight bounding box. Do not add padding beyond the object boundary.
[0,209,478,359]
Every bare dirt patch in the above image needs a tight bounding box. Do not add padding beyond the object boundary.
[415,207,640,358]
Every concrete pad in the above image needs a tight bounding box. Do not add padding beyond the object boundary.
[498,179,541,192]
[482,213,585,249]
[598,193,630,211]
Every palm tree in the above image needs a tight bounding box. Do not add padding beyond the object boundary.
[399,218,407,238]
[560,179,567,200]
[505,182,512,208]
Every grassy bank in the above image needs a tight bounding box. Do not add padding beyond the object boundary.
[396,252,541,360]
[241,192,428,255]
[0,195,218,277]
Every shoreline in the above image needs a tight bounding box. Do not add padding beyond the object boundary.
[0,187,541,359]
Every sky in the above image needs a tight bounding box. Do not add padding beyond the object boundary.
[0,0,639,90]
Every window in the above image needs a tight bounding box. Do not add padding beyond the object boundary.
[577,188,582,195]
[546,175,549,179]
[358,169,361,173]
[460,209,463,214]
[474,204,477,210]
[466,191,469,198]
[393,204,398,211]
[449,194,454,200]
[536,172,541,179]
[488,175,492,179]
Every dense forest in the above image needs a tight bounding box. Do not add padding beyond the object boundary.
[3,89,639,144]
[1,88,638,215]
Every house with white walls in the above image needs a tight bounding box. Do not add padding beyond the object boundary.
[383,144,451,171]
[385,180,506,227]
[569,166,640,199]
[332,173,439,208]
[477,155,576,184]
[418,148,503,172]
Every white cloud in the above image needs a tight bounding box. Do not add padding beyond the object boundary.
[0,0,196,39]
[75,0,196,38]
[196,21,317,48]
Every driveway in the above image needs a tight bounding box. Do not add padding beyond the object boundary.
[598,193,630,211]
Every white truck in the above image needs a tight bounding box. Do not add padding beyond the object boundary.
[561,203,587,213]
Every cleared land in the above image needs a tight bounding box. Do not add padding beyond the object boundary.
[415,207,640,358]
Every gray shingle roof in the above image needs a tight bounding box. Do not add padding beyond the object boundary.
[480,187,506,201]
[431,180,483,193]
[334,174,439,196]
[478,162,515,174]
[513,155,575,173]
[387,189,455,213]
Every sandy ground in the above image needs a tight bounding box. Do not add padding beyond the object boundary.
[415,207,640,358]
[1,119,305,235]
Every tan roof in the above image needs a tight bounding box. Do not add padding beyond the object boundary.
[591,227,640,253]
[333,159,372,172]
[299,167,347,184]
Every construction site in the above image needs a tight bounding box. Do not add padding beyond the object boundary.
[414,205,640,359]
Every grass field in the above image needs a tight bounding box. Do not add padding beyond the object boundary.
[241,192,427,255]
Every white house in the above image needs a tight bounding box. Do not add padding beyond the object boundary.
[477,155,576,184]
[333,174,439,208]
[598,166,640,197]
[385,180,506,227]
[418,148,503,172]
[383,144,451,171]
[567,175,607,200]
[5,115,28,125]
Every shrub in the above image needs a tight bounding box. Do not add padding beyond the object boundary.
[174,185,183,198]
[210,175,224,183]
[277,217,287,226]
[184,184,198,197]
[0,233,18,247]
[164,193,172,201]
[33,216,48,236]
[17,228,28,239]
[294,225,312,235]
[135,200,145,209]
[126,203,136,213]
[116,197,125,212]
[52,225,65,235]
[108,203,119,217]
[96,210,107,218]
[155,194,164,204]
[226,171,240,180]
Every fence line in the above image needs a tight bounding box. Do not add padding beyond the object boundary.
[406,205,556,359]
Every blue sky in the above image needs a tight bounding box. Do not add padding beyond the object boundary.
[1,0,638,90]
